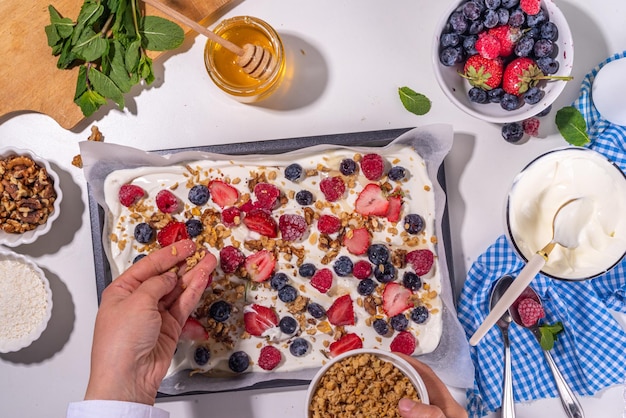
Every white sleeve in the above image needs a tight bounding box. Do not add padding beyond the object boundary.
[67,400,170,418]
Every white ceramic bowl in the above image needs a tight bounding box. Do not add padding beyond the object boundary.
[432,0,574,123]
[305,348,429,417]
[0,249,53,353]
[0,147,62,247]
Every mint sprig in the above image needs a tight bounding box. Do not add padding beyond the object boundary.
[538,321,564,350]
[399,87,431,116]
[555,106,590,146]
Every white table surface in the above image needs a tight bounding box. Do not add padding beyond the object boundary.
[1,0,625,417]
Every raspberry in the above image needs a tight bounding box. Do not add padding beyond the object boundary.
[221,206,242,227]
[523,117,540,137]
[517,297,545,327]
[405,249,434,276]
[310,268,333,293]
[360,154,385,181]
[317,214,342,234]
[220,245,245,274]
[118,184,145,207]
[319,176,346,202]
[254,183,281,210]
[352,260,372,279]
[278,214,307,241]
[520,0,541,15]
[390,331,416,355]
[156,189,179,213]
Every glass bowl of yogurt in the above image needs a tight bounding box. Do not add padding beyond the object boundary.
[505,147,626,280]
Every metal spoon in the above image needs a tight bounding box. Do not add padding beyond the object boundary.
[510,286,585,418]
[489,275,516,418]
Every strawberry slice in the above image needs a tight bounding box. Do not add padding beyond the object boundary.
[208,180,239,208]
[343,227,370,255]
[244,249,276,282]
[243,208,278,238]
[405,249,434,276]
[244,304,279,337]
[329,333,363,358]
[180,318,208,341]
[382,282,413,317]
[355,184,390,216]
[390,331,417,355]
[254,183,281,210]
[118,184,145,207]
[385,195,403,223]
[310,268,333,293]
[157,221,189,247]
[327,294,355,326]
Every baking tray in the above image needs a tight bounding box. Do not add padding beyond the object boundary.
[86,127,455,396]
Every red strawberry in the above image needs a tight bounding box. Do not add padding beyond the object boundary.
[520,0,541,15]
[461,55,503,90]
[157,221,189,247]
[385,195,403,223]
[405,249,435,276]
[352,260,372,279]
[343,227,371,255]
[279,214,307,241]
[319,176,346,202]
[221,206,242,227]
[258,345,282,370]
[317,214,342,235]
[488,25,522,57]
[244,304,279,336]
[238,200,255,213]
[244,249,276,282]
[254,183,281,210]
[327,294,355,326]
[118,184,145,207]
[382,282,413,317]
[180,318,208,341]
[475,32,501,60]
[355,184,390,216]
[310,268,333,293]
[360,154,385,181]
[208,180,239,208]
[502,57,572,96]
[522,117,540,137]
[390,331,417,355]
[243,208,278,237]
[517,297,545,327]
[329,333,363,357]
[156,189,179,213]
[220,245,245,274]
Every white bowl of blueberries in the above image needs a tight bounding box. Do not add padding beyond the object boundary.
[432,0,574,137]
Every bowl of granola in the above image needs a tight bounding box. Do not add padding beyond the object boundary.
[0,147,61,247]
[305,348,429,417]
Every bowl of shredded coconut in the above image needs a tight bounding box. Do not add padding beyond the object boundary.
[0,249,53,353]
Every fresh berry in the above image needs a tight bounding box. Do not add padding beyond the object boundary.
[355,184,389,216]
[208,180,239,208]
[536,57,559,74]
[497,8,510,25]
[390,314,409,331]
[523,117,540,136]
[244,250,276,282]
[194,346,210,366]
[523,86,545,104]
[284,163,303,182]
[386,195,403,223]
[373,262,396,283]
[258,345,282,370]
[360,154,386,181]
[448,11,468,34]
[319,176,346,202]
[221,206,242,227]
[327,294,355,326]
[219,245,245,274]
[357,278,376,296]
[390,331,417,355]
[540,22,558,41]
[440,46,465,66]
[520,0,541,15]
[244,304,279,336]
[441,32,461,48]
[352,260,372,280]
[482,9,499,28]
[485,0,500,9]
[382,282,413,317]
[318,214,342,234]
[295,190,314,206]
[405,249,435,276]
[228,351,250,373]
[180,318,208,341]
[307,302,326,319]
[403,213,425,234]
[503,57,571,96]
[209,300,231,322]
[155,189,179,213]
[118,184,145,207]
[157,221,189,247]
[299,263,316,277]
[185,219,203,237]
[368,244,390,264]
[517,297,545,327]
[501,93,522,111]
[343,227,371,255]
[333,256,353,276]
[279,316,298,334]
[278,284,298,302]
[514,35,535,57]
[502,0,519,7]
[462,55,504,89]
[133,254,147,264]
[462,1,482,20]
[468,87,488,104]
[270,272,289,290]
[373,318,391,336]
[188,184,210,206]
[310,268,333,293]
[329,333,363,357]
[488,25,521,57]
[279,214,307,241]
[526,8,547,26]
[411,306,430,324]
[289,338,310,357]
[243,208,278,238]
[402,271,422,291]
[488,87,505,103]
[388,166,407,181]
[339,158,357,175]
[254,183,281,210]
[533,39,554,58]
[463,35,478,55]
[475,32,501,59]
[501,122,525,143]
[508,8,526,27]
[134,222,154,244]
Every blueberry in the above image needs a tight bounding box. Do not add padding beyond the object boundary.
[279,316,298,334]
[501,122,525,143]
[270,272,289,290]
[403,271,422,291]
[497,8,510,25]
[278,285,298,303]
[307,302,326,319]
[374,262,396,283]
[194,345,211,366]
[462,2,481,20]
[134,222,154,244]
[390,314,409,331]
[228,351,250,373]
[501,0,519,7]
[357,278,376,296]
[523,86,545,105]
[339,158,357,175]
[185,219,203,237]
[500,94,521,111]
[526,27,540,40]
[411,306,430,324]
[333,256,353,277]
[133,254,147,264]
[289,338,309,357]
[536,104,552,117]
[209,300,231,322]
[440,33,460,48]
[403,214,425,235]
[299,263,316,278]
[507,8,525,27]
[463,35,478,55]
[482,9,499,28]
[526,8,547,27]
[540,22,558,41]
[188,184,210,205]
[533,39,554,58]
[373,318,390,336]
[514,35,535,57]
[388,166,407,181]
[487,87,505,103]
[536,57,559,75]
[485,0,501,9]
[448,11,468,34]
[468,87,488,104]
[439,46,464,66]
[367,244,390,264]
[468,21,484,35]
[285,163,303,182]
[295,190,314,206]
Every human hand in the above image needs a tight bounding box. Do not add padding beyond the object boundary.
[85,239,217,405]
[397,354,468,418]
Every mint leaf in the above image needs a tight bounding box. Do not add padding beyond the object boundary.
[72,28,109,62]
[140,16,185,51]
[555,106,590,146]
[538,321,564,350]
[399,87,431,116]
[75,89,107,117]
[88,68,125,109]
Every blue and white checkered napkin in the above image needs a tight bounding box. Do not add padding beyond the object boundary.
[457,51,626,417]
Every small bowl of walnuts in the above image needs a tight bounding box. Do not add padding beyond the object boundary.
[305,348,429,417]
[0,147,62,247]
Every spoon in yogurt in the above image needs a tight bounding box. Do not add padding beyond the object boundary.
[470,198,593,346]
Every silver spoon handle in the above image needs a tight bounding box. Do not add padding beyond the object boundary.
[502,333,516,418]
[542,350,585,418]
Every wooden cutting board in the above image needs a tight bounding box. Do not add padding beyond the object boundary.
[0,0,231,130]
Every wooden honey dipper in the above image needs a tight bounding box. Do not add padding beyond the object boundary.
[143,0,277,80]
